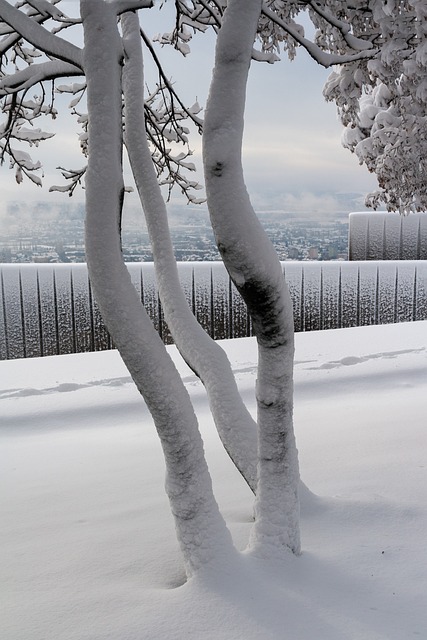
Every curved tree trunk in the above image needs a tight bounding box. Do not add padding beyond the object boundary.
[203,0,301,556]
[121,11,258,492]
[81,0,235,577]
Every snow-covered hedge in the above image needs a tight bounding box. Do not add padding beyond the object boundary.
[348,212,427,261]
[1,260,427,360]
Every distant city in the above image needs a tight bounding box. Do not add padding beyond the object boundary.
[0,200,351,264]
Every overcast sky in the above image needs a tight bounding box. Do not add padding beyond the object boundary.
[0,3,379,220]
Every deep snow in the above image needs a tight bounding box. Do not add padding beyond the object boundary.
[1,322,426,639]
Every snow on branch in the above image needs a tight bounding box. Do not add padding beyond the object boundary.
[0,127,52,186]
[0,0,81,56]
[140,27,203,132]
[143,82,204,202]
[112,0,153,15]
[307,1,373,52]
[0,0,424,212]
[160,1,425,211]
[0,0,83,67]
[162,1,379,67]
[0,1,204,200]
[0,60,81,94]
[49,165,86,196]
[260,4,378,68]
[322,1,427,212]
[23,1,67,21]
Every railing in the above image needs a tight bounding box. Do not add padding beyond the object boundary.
[348,211,427,260]
[1,260,427,360]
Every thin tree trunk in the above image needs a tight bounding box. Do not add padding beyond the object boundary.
[121,10,258,492]
[203,0,301,556]
[81,0,235,577]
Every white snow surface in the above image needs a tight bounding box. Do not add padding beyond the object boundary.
[1,321,427,640]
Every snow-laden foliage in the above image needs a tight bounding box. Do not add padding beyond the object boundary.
[322,0,427,212]
[165,1,425,212]
[160,0,375,63]
[1,1,424,210]
[0,0,203,200]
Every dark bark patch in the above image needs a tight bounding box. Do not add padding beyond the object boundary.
[239,279,289,347]
[212,162,224,177]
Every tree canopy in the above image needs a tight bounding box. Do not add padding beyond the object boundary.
[0,1,425,212]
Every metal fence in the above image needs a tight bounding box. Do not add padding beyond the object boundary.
[1,260,427,360]
[348,211,427,260]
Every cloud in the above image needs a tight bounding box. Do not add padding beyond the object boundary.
[253,191,368,216]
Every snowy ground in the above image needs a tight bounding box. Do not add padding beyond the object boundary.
[1,322,426,640]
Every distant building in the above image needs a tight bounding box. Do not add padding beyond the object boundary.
[287,246,300,259]
[33,256,58,263]
[325,245,338,260]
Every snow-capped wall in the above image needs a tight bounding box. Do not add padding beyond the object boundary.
[1,260,427,359]
[348,212,427,260]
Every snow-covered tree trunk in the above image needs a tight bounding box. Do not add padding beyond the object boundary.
[203,0,300,556]
[81,0,234,577]
[121,10,258,492]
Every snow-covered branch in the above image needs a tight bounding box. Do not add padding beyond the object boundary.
[260,3,378,68]
[0,59,81,94]
[322,2,427,212]
[140,27,203,131]
[49,165,86,196]
[308,1,373,52]
[24,0,66,21]
[112,0,153,15]
[0,0,83,67]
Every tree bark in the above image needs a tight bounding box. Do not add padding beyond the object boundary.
[121,10,258,492]
[81,0,235,577]
[203,0,301,556]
